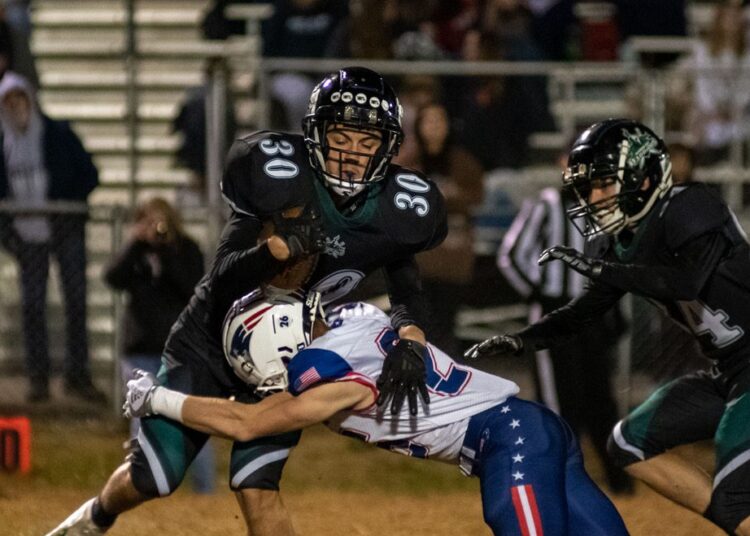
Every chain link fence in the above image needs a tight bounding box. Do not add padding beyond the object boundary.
[0,202,210,411]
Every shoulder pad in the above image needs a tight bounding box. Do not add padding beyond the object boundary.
[377,165,448,249]
[661,183,729,250]
[220,131,315,218]
[287,348,351,396]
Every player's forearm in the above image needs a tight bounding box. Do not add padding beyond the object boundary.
[167,390,313,442]
[385,257,429,331]
[597,232,727,301]
[518,282,623,351]
[180,396,259,440]
[210,215,283,287]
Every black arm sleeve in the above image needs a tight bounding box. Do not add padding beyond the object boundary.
[384,256,429,331]
[598,231,730,301]
[208,213,285,332]
[517,278,625,351]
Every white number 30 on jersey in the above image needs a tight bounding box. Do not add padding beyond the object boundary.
[393,173,430,217]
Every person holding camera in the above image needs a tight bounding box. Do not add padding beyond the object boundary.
[103,197,215,494]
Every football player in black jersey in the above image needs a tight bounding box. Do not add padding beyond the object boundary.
[46,67,447,536]
[466,119,750,535]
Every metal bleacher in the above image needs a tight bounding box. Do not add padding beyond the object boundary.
[32,0,266,206]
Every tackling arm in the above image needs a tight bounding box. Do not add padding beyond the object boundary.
[517,278,625,351]
[179,381,373,442]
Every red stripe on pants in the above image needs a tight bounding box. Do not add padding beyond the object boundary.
[511,485,543,536]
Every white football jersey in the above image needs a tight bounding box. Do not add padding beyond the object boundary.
[287,303,520,463]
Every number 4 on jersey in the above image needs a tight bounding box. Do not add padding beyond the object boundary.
[678,300,744,348]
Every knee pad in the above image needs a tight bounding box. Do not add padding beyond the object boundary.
[707,470,750,533]
[606,422,647,469]
[230,430,301,491]
[130,460,179,499]
[127,433,187,498]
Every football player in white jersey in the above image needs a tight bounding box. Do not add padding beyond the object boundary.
[124,291,628,535]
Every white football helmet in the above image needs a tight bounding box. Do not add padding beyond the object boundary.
[222,290,323,396]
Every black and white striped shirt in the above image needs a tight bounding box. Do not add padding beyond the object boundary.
[499,187,586,302]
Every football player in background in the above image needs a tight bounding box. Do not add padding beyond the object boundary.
[46,67,446,536]
[466,119,750,535]
[123,293,629,536]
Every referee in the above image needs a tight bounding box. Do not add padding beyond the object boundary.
[499,185,632,493]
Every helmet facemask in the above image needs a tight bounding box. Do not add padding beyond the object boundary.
[564,163,629,236]
[306,115,401,198]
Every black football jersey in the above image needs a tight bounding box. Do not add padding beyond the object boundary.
[520,183,750,366]
[163,131,447,390]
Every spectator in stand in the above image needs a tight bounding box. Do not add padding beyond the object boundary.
[396,102,484,356]
[204,0,349,132]
[454,28,553,170]
[104,197,215,494]
[394,75,442,171]
[0,10,12,78]
[0,72,103,403]
[1,0,37,87]
[477,0,555,142]
[528,0,575,61]
[668,142,695,185]
[171,60,237,209]
[261,0,349,131]
[614,0,687,67]
[688,1,750,165]
[430,0,480,58]
[324,0,398,59]
[481,0,545,61]
[201,0,256,41]
[389,0,446,60]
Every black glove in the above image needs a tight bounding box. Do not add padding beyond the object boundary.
[272,204,325,260]
[538,246,603,278]
[464,334,523,360]
[377,339,430,416]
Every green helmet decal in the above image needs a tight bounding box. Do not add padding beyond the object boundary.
[620,128,661,172]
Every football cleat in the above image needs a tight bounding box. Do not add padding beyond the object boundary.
[45,497,108,535]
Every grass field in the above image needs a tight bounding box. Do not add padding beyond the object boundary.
[0,418,725,535]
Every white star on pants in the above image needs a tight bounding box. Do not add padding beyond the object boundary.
[500,406,511,414]
[515,436,525,445]
[510,419,521,429]
[512,471,525,481]
[512,453,525,463]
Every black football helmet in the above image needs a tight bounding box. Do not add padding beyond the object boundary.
[563,119,673,236]
[302,66,404,198]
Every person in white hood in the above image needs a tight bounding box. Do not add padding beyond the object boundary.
[0,71,103,403]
